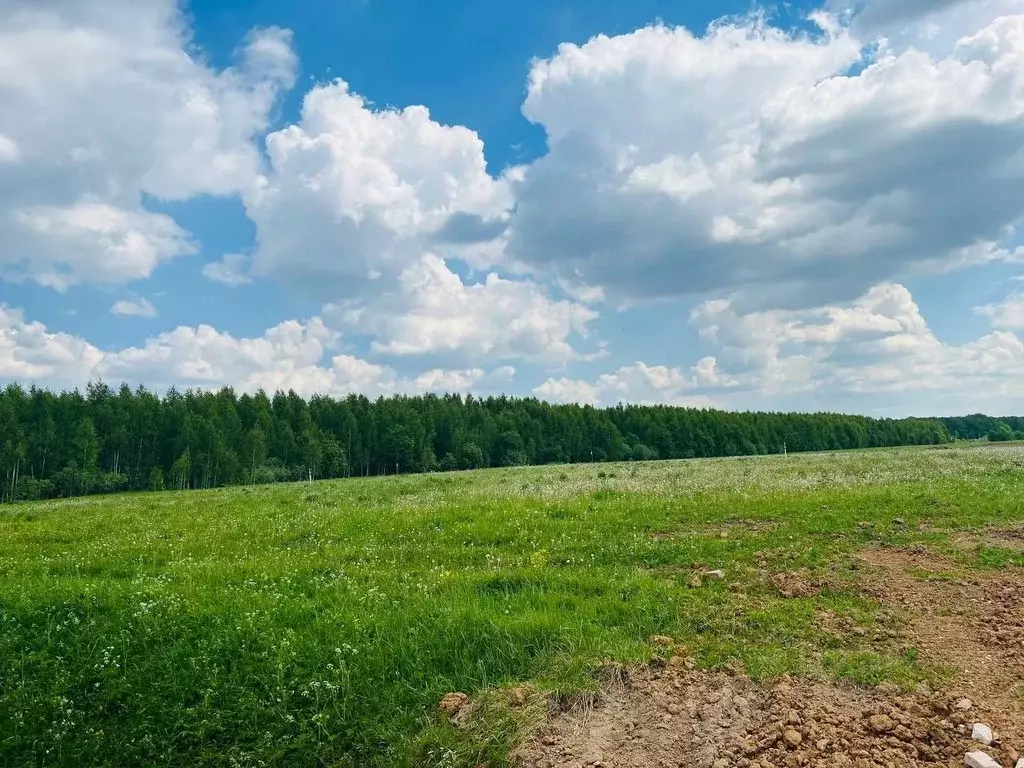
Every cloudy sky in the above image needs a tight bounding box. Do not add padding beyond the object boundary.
[2,0,1024,416]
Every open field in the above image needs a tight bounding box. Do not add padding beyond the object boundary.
[2,445,1024,767]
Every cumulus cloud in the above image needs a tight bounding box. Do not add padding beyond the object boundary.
[244,77,592,364]
[830,0,1024,51]
[110,297,158,318]
[0,306,103,388]
[689,283,1024,411]
[8,1,1024,416]
[976,290,1024,329]
[534,283,1024,413]
[246,79,513,300]
[328,254,600,363]
[202,253,253,286]
[534,360,727,407]
[0,305,512,398]
[412,365,515,393]
[533,378,599,406]
[0,0,296,288]
[12,204,195,291]
[831,0,973,32]
[502,11,1024,309]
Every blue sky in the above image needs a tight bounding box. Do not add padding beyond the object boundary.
[3,0,1024,416]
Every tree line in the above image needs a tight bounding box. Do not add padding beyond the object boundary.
[0,382,957,501]
[938,414,1024,443]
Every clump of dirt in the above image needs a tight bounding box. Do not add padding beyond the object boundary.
[771,570,825,598]
[514,665,1015,768]
[439,692,471,723]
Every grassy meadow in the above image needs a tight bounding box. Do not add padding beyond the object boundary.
[2,445,1024,766]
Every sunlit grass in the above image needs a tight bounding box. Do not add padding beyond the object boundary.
[1,445,1023,766]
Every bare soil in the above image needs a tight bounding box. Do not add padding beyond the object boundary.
[953,524,1024,553]
[857,548,1024,741]
[513,548,1024,768]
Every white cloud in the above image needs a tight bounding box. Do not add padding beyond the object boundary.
[831,0,972,32]
[246,79,513,300]
[830,0,1024,53]
[504,11,1024,309]
[412,365,515,393]
[689,282,1024,410]
[242,77,599,366]
[536,282,1024,414]
[533,377,600,406]
[976,290,1024,329]
[99,317,369,396]
[202,253,253,286]
[110,297,158,318]
[535,360,727,407]
[329,254,600,363]
[13,204,194,291]
[0,134,19,163]
[8,1,1024,417]
[0,304,513,398]
[0,306,103,387]
[0,1,296,288]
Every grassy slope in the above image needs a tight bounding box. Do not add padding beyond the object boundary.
[2,445,1023,767]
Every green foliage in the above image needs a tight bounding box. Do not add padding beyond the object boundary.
[2,446,1023,766]
[987,422,1018,442]
[941,413,1024,440]
[0,382,955,502]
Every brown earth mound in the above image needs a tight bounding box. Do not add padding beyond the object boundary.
[513,665,1016,768]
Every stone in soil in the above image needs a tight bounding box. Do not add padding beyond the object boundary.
[965,752,1002,768]
[783,728,802,748]
[973,723,995,746]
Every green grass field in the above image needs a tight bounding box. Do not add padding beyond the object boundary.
[3,445,1024,767]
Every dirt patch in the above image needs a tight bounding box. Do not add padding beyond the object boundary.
[515,549,1024,768]
[514,665,1016,768]
[857,548,1024,744]
[953,525,1024,552]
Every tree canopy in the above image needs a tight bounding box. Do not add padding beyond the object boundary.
[0,382,956,502]
[939,414,1024,442]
